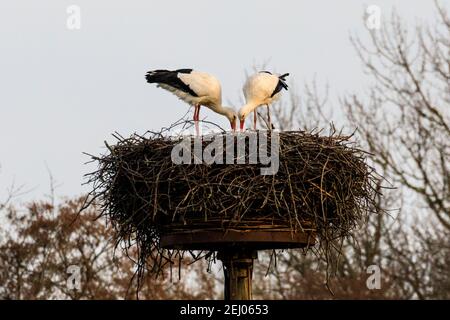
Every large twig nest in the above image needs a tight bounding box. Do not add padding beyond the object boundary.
[85,126,380,277]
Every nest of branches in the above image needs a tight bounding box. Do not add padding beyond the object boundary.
[85,125,380,279]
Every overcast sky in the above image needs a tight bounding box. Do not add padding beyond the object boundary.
[0,1,445,203]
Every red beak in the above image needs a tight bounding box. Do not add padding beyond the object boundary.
[231,120,236,132]
[239,120,245,131]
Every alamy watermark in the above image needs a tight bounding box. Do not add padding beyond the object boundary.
[66,5,81,30]
[366,264,381,290]
[171,131,280,175]
[365,5,381,30]
[67,265,81,291]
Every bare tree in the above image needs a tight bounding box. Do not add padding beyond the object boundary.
[341,1,450,298]
[250,2,450,299]
[0,197,219,299]
[344,2,450,229]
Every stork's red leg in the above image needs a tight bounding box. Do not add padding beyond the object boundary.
[193,105,199,121]
[197,105,201,135]
[194,104,200,136]
[253,110,257,130]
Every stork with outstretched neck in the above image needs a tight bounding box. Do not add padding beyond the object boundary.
[145,69,237,134]
[238,71,289,131]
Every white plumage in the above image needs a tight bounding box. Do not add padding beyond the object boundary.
[146,69,237,132]
[238,71,289,131]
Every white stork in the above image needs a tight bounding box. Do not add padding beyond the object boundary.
[238,71,289,131]
[145,69,237,134]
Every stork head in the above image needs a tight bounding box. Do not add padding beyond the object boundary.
[238,108,248,131]
[223,107,238,132]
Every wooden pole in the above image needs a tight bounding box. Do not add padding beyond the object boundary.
[218,249,258,300]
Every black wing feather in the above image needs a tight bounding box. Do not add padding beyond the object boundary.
[145,69,198,97]
[270,73,289,98]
